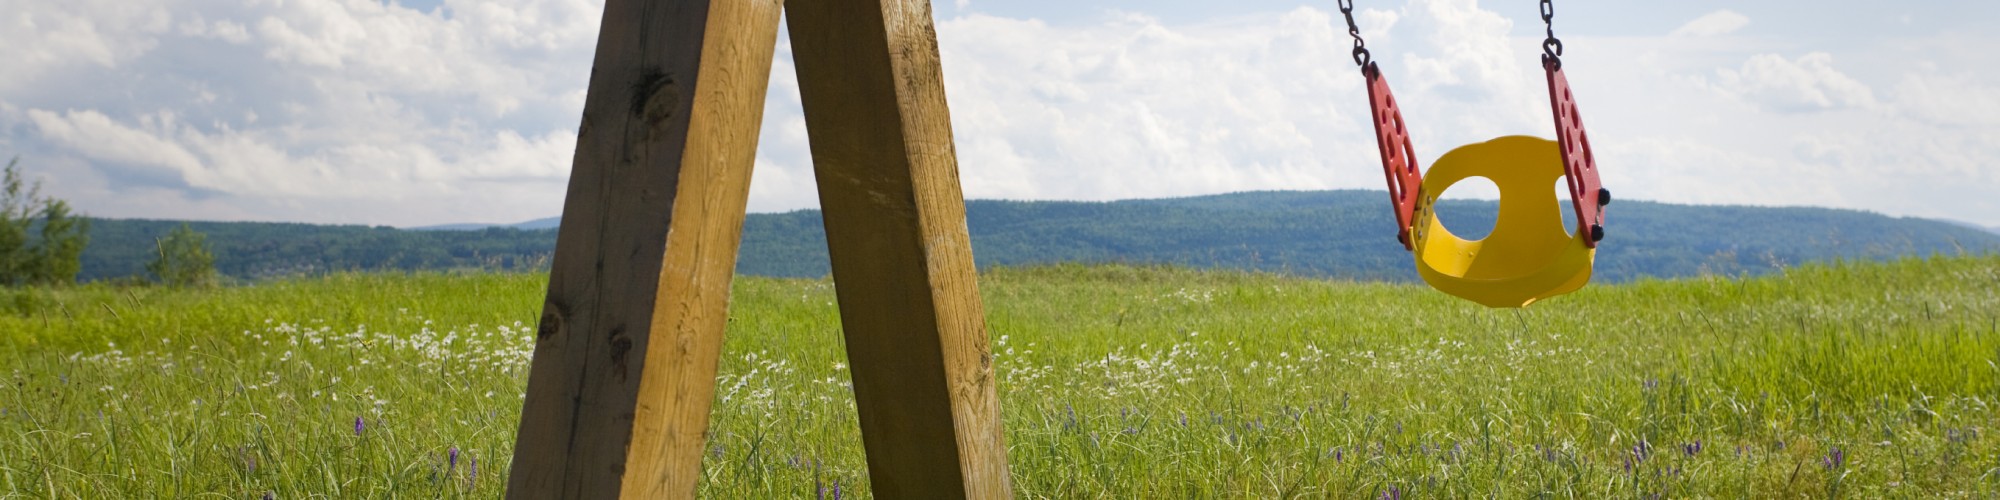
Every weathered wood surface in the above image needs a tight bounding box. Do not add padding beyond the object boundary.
[786,0,1014,497]
[505,0,782,497]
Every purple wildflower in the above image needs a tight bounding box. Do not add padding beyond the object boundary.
[1947,427,1975,444]
[1380,485,1401,500]
[354,416,365,435]
[1822,446,1844,470]
[449,446,460,471]
[816,477,826,500]
[468,455,479,488]
[832,481,843,500]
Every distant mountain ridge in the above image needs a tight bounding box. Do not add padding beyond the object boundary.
[411,218,561,231]
[1938,219,2000,234]
[79,190,1999,283]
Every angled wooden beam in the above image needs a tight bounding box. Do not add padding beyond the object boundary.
[786,0,1014,498]
[505,0,782,497]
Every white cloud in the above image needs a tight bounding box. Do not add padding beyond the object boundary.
[1671,10,1750,37]
[0,0,172,89]
[1,0,598,225]
[911,0,1553,207]
[30,104,578,197]
[1397,0,1521,97]
[927,9,1361,203]
[28,109,206,181]
[1712,52,1877,113]
[1892,71,2000,127]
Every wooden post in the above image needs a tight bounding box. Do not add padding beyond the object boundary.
[508,0,1009,498]
[505,0,783,497]
[786,0,1013,498]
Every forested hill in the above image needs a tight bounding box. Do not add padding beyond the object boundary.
[79,190,1999,283]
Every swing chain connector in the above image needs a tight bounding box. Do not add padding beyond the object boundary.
[1337,0,1372,69]
[1539,0,1563,69]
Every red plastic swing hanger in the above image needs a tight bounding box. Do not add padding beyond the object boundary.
[1338,0,1610,250]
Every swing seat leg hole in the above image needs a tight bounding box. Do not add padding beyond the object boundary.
[1428,176,1500,242]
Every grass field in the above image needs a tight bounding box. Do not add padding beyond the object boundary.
[3,255,1998,498]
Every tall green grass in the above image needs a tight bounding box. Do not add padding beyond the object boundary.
[2,256,1996,497]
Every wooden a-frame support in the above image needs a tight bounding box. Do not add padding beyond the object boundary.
[504,0,1010,498]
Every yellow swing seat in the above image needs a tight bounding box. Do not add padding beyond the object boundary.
[1410,136,1594,308]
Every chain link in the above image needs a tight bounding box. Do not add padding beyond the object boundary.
[1540,0,1563,67]
[1337,0,1371,68]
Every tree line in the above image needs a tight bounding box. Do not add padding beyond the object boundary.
[26,165,2000,286]
[2,157,213,288]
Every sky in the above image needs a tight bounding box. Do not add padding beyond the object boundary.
[2,0,1996,228]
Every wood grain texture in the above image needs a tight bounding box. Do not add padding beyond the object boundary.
[505,0,781,498]
[786,0,1014,498]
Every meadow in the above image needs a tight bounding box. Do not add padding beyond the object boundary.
[2,255,1997,498]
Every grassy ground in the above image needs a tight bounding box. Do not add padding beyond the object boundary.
[2,256,1997,498]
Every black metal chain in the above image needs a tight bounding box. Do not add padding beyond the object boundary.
[1337,0,1371,68]
[1540,0,1564,67]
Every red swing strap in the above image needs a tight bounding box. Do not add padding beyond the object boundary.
[1540,0,1609,246]
[1339,0,1423,250]
[1365,64,1423,251]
